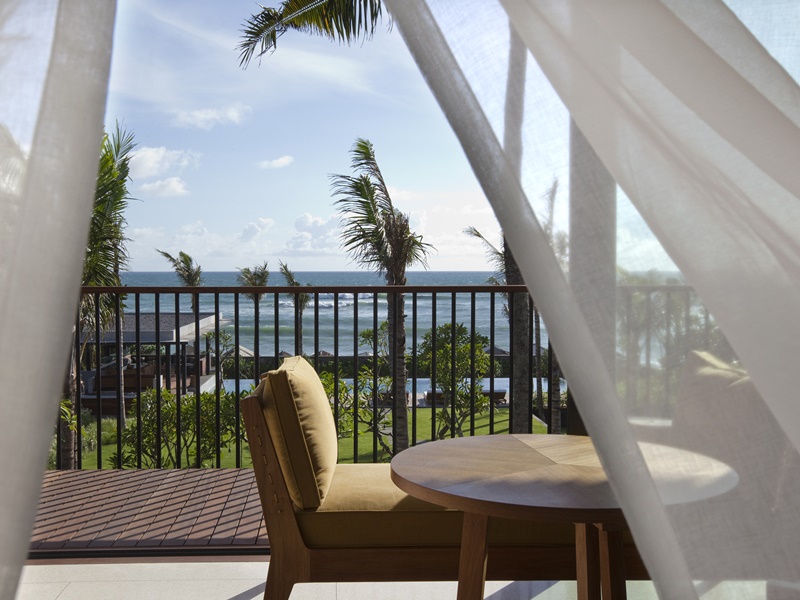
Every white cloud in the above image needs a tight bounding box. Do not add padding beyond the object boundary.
[139,176,189,197]
[178,221,208,236]
[129,226,166,247]
[143,218,274,271]
[238,218,275,242]
[130,146,200,180]
[258,155,294,170]
[617,227,678,273]
[283,213,341,256]
[172,102,252,130]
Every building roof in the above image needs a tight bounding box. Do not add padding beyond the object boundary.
[80,312,219,344]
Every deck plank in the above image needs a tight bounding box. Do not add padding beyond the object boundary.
[184,469,240,546]
[29,469,270,558]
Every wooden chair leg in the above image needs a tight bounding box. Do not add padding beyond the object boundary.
[598,523,627,600]
[575,523,601,600]
[265,553,309,600]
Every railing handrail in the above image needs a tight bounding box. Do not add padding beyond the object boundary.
[80,284,532,294]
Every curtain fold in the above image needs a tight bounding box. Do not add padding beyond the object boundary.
[0,1,116,597]
[387,0,800,596]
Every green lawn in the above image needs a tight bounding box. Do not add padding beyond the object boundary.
[80,443,253,470]
[337,406,547,463]
[75,407,547,469]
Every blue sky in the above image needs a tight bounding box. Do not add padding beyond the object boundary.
[104,1,797,275]
[105,0,501,272]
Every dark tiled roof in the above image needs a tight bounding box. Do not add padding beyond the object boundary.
[117,312,215,332]
[80,312,217,344]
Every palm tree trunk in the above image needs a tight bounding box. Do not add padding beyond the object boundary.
[296,304,304,356]
[549,345,561,434]
[534,307,544,419]
[388,291,408,452]
[115,278,127,429]
[505,243,530,434]
[61,338,77,469]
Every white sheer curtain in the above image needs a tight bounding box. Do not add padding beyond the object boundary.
[0,1,115,598]
[386,0,800,598]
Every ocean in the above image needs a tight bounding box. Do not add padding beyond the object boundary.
[119,271,548,356]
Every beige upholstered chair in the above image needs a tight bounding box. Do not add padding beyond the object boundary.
[666,352,800,581]
[242,356,646,600]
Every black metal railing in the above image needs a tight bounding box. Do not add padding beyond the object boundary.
[616,284,729,417]
[51,283,719,469]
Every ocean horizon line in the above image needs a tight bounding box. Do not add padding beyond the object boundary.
[123,269,494,274]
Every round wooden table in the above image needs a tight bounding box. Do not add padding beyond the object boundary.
[391,434,622,600]
[391,434,736,600]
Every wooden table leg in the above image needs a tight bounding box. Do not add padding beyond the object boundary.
[457,512,489,600]
[575,523,601,600]
[598,523,627,599]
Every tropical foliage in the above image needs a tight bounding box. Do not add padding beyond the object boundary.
[280,260,311,355]
[321,365,394,461]
[81,124,136,337]
[463,226,542,427]
[331,138,432,452]
[158,249,203,287]
[157,249,203,310]
[616,268,736,415]
[238,0,385,66]
[418,323,491,439]
[110,388,244,469]
[465,178,567,431]
[321,323,394,459]
[61,125,136,469]
[237,261,270,303]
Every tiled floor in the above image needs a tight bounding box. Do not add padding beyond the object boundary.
[17,560,666,600]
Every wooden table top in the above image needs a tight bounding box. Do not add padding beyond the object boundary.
[391,434,626,525]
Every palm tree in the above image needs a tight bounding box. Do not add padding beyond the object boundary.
[280,261,312,355]
[86,127,135,270]
[64,124,136,468]
[237,261,270,303]
[464,227,536,432]
[465,179,565,432]
[157,249,203,311]
[463,227,505,288]
[331,138,432,453]
[238,0,385,67]
[539,179,567,433]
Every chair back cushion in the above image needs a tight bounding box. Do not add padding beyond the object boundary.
[673,351,751,445]
[257,356,338,509]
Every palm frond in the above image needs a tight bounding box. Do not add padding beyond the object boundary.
[84,123,135,287]
[542,177,559,241]
[239,0,384,67]
[158,249,203,287]
[279,260,312,311]
[237,261,270,302]
[81,124,136,337]
[464,226,505,283]
[540,178,568,270]
[331,138,432,282]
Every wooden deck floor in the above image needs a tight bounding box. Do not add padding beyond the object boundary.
[29,469,268,559]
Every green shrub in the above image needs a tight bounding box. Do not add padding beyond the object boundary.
[112,388,245,468]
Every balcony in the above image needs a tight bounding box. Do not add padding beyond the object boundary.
[32,282,715,569]
[56,284,565,472]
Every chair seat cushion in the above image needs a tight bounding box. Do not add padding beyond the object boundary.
[296,463,578,548]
